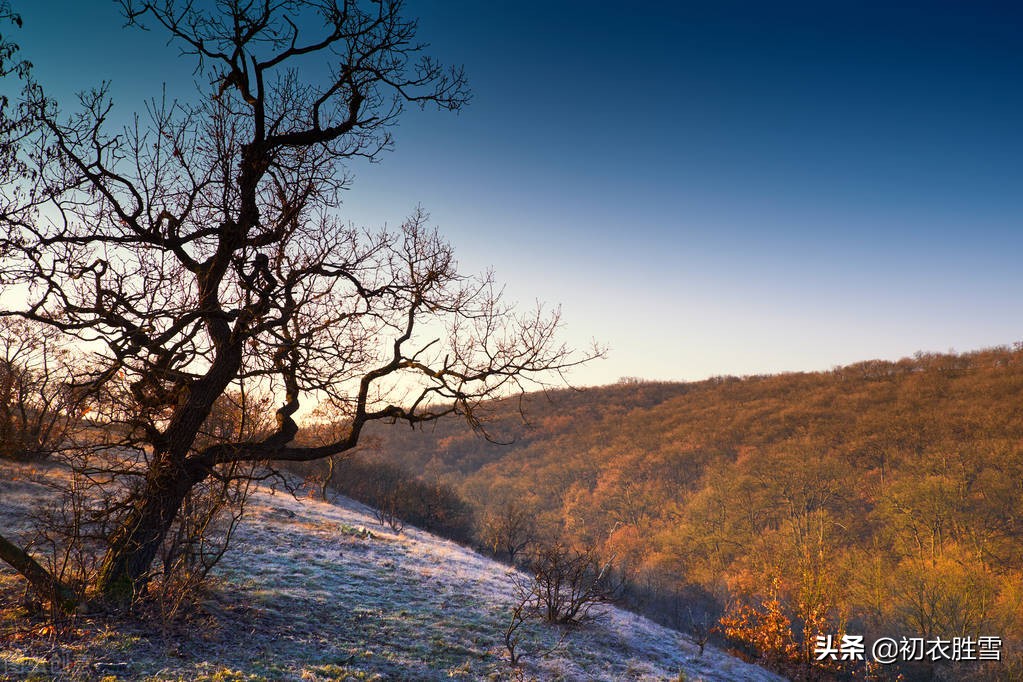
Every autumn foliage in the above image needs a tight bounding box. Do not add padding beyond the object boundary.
[348,346,1023,679]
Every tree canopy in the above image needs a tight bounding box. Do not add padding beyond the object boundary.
[0,0,594,603]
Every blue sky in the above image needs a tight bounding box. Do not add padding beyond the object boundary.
[10,1,1023,385]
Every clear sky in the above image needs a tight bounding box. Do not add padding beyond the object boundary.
[9,1,1023,386]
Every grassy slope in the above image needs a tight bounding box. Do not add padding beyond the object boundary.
[0,462,781,682]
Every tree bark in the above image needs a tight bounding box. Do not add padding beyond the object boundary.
[95,452,207,602]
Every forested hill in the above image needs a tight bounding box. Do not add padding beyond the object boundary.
[363,346,1023,494]
[350,345,1023,679]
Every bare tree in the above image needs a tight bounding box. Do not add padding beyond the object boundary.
[478,499,536,564]
[0,318,88,460]
[0,0,596,606]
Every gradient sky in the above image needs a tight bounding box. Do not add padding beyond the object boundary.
[9,1,1023,386]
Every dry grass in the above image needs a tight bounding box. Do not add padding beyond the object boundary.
[0,460,781,681]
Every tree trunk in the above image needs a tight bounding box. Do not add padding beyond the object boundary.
[0,532,77,611]
[95,344,244,603]
[95,452,206,603]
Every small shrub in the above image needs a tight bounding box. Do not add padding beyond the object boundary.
[519,542,624,625]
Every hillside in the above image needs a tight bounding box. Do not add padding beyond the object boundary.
[0,461,781,681]
[342,346,1023,679]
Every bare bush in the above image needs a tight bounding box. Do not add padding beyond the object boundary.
[504,593,528,666]
[152,462,258,622]
[519,542,624,625]
[686,606,712,657]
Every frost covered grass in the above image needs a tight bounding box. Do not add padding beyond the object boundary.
[0,461,782,681]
